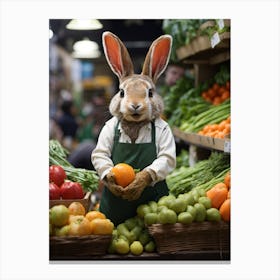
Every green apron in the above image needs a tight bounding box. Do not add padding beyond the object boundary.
[99,121,169,225]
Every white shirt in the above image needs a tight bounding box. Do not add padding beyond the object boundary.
[91,116,176,183]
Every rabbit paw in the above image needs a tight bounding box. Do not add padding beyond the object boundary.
[121,170,152,201]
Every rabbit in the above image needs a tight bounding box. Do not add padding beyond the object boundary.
[91,31,176,225]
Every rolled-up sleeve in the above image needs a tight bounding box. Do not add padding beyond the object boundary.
[91,118,115,180]
[145,124,176,183]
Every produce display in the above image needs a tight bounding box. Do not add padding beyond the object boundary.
[49,202,114,237]
[167,151,230,196]
[162,19,207,61]
[198,116,231,139]
[108,216,156,255]
[164,64,230,129]
[162,19,230,62]
[179,99,230,133]
[49,140,99,193]
[133,171,231,227]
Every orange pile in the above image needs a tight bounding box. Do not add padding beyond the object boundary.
[198,116,230,139]
[206,171,231,222]
[201,81,230,105]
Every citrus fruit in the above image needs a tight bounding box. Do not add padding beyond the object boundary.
[111,163,135,187]
[85,210,106,221]
[68,202,86,216]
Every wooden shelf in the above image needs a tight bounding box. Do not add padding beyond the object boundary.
[50,251,230,261]
[176,32,230,64]
[173,127,230,153]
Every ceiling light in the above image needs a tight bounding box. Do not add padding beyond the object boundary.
[73,38,99,52]
[72,49,101,59]
[66,19,103,30]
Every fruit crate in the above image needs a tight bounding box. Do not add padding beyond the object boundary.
[49,192,91,211]
[147,221,230,255]
[49,234,112,260]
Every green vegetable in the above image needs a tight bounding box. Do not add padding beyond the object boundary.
[49,140,99,192]
[180,99,230,133]
[167,152,230,196]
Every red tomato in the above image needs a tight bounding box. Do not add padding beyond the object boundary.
[60,181,84,199]
[49,182,61,200]
[49,165,66,186]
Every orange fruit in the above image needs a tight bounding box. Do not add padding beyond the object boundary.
[68,215,92,236]
[111,163,135,187]
[219,198,230,222]
[85,210,106,221]
[206,183,228,209]
[90,218,114,235]
[68,202,86,216]
[224,172,231,188]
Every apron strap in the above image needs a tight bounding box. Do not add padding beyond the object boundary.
[151,121,156,144]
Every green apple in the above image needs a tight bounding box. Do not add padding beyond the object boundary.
[158,208,177,224]
[206,208,221,222]
[186,205,197,219]
[145,240,156,252]
[197,188,206,197]
[49,205,70,227]
[134,216,144,228]
[198,196,212,209]
[54,224,70,236]
[130,225,142,241]
[148,201,158,213]
[157,205,168,213]
[181,193,195,206]
[136,204,151,218]
[194,203,206,222]
[157,194,175,208]
[191,189,200,203]
[118,234,129,243]
[144,212,158,225]
[117,223,131,240]
[124,217,138,230]
[115,238,130,254]
[177,212,193,225]
[130,241,144,255]
[139,230,151,246]
[169,197,187,214]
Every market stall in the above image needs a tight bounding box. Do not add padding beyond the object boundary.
[49,19,231,261]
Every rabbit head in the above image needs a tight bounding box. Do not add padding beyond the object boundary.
[102,31,172,123]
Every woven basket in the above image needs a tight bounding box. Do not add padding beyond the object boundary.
[49,192,91,211]
[148,221,230,254]
[49,234,112,258]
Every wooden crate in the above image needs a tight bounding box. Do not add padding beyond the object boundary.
[148,221,230,254]
[49,192,91,211]
[49,234,112,259]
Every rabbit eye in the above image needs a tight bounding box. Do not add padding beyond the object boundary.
[119,89,125,98]
[148,89,153,98]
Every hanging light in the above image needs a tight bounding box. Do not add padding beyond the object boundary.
[72,49,101,59]
[72,38,101,59]
[73,38,99,52]
[66,19,103,30]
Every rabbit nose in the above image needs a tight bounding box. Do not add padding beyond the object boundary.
[132,104,140,110]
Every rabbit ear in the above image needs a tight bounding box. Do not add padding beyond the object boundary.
[102,31,134,80]
[142,35,172,83]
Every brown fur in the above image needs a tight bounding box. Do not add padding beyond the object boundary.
[120,119,149,143]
